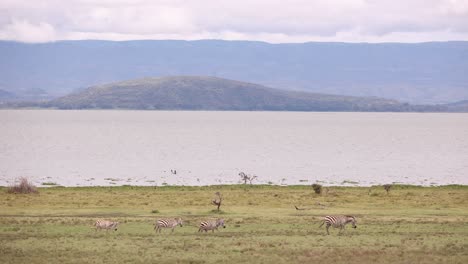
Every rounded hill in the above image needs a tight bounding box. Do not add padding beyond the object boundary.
[48,76,411,111]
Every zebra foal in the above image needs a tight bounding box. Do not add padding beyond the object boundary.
[154,218,183,233]
[319,215,357,235]
[198,218,226,232]
[94,220,119,232]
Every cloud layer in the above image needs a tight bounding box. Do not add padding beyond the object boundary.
[1,0,467,43]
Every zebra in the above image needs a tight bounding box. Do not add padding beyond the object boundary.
[319,215,357,235]
[94,220,119,232]
[154,218,183,233]
[198,218,226,232]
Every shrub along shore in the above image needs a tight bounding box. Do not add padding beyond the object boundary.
[1,184,467,263]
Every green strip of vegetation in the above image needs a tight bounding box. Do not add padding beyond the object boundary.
[1,185,467,263]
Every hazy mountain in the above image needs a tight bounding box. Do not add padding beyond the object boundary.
[45,76,444,112]
[1,40,467,104]
[0,89,14,101]
[444,100,468,112]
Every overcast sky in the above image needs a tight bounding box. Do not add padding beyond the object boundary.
[1,0,467,43]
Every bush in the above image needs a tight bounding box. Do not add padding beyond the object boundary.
[311,184,322,194]
[7,177,38,194]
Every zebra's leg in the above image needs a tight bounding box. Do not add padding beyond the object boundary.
[326,224,330,235]
[340,224,347,234]
[171,227,175,233]
[319,221,324,228]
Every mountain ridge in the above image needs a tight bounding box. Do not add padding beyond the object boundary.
[1,40,467,104]
[0,89,14,101]
[40,76,450,112]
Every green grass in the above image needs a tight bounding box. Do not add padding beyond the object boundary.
[0,185,467,263]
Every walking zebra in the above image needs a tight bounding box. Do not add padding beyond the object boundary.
[154,218,183,233]
[198,218,226,232]
[319,215,357,235]
[94,220,119,232]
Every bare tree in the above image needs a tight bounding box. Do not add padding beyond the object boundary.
[7,177,38,194]
[239,172,258,185]
[212,192,223,211]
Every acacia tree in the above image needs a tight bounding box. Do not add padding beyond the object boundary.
[212,192,223,211]
[239,172,258,185]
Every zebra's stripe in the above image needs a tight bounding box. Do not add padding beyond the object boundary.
[154,218,183,233]
[320,215,357,235]
[94,220,119,232]
[198,218,226,232]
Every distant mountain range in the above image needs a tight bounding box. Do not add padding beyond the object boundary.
[1,40,467,104]
[0,89,14,101]
[444,100,468,112]
[0,76,448,112]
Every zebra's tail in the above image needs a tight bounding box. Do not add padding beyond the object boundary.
[319,221,325,228]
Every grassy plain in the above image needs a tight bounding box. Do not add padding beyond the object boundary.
[0,185,467,263]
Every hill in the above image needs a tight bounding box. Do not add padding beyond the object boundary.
[1,40,467,104]
[0,89,14,101]
[444,100,468,112]
[46,76,444,112]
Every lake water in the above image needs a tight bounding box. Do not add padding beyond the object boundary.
[1,110,467,187]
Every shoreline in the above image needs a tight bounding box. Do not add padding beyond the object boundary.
[2,183,467,189]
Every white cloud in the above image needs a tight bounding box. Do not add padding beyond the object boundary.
[0,19,57,42]
[0,0,467,43]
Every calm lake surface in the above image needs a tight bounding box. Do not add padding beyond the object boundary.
[1,110,467,186]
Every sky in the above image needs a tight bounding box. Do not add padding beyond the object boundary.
[0,0,467,43]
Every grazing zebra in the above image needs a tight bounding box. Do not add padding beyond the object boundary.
[319,215,357,235]
[198,218,226,232]
[154,218,183,233]
[94,220,119,232]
